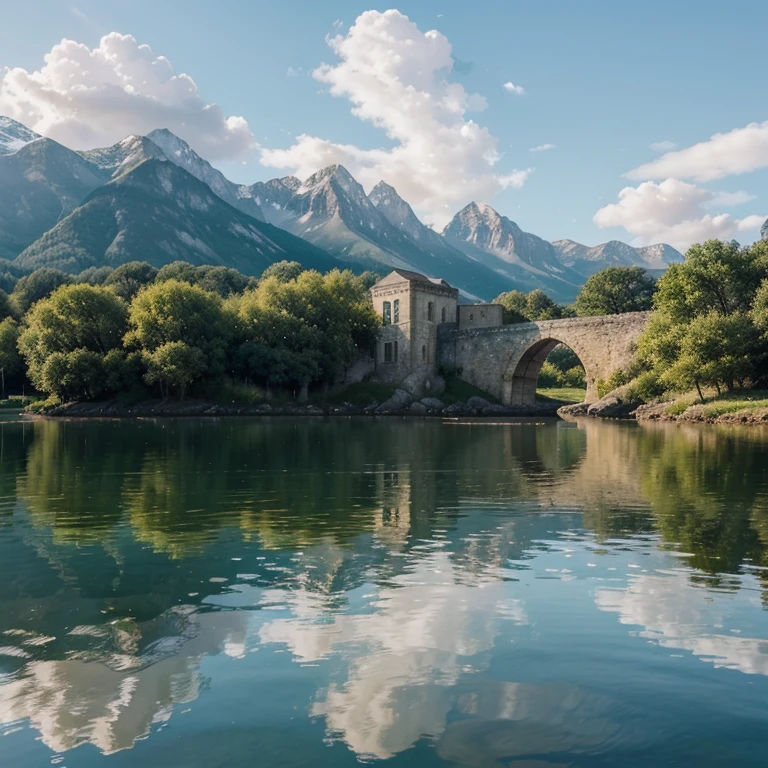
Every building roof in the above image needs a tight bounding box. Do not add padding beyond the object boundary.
[372,269,456,291]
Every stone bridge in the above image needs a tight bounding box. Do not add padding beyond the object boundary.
[437,312,650,405]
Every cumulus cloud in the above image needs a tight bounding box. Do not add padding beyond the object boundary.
[260,10,529,227]
[630,121,768,182]
[0,32,253,159]
[649,140,677,153]
[503,81,525,95]
[596,572,768,676]
[593,178,764,250]
[529,143,555,152]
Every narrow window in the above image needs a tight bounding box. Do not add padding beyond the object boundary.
[384,342,393,362]
[441,306,446,323]
[422,345,426,360]
[383,301,391,325]
[427,302,434,321]
[393,299,400,324]
[469,313,474,321]
[394,341,398,362]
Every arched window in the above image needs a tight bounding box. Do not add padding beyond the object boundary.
[441,306,446,323]
[427,302,434,321]
[393,299,400,324]
[383,301,391,325]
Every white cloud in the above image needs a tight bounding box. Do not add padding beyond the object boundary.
[706,190,757,208]
[529,143,555,152]
[286,66,302,77]
[649,140,677,153]
[593,178,764,250]
[0,32,253,159]
[503,81,525,95]
[630,121,768,182]
[260,10,529,228]
[596,572,768,676]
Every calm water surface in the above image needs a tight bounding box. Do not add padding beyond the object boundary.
[1,417,768,767]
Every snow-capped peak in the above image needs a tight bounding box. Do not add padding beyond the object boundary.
[0,116,41,156]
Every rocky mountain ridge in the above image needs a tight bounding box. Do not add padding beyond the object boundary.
[0,115,683,300]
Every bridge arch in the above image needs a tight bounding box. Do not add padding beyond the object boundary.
[437,312,650,406]
[503,338,584,405]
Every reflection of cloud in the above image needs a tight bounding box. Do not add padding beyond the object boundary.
[260,551,526,759]
[0,610,247,754]
[596,572,768,675]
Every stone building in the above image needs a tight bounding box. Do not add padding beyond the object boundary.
[370,270,460,384]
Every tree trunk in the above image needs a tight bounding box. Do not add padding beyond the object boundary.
[298,382,309,403]
[695,380,705,403]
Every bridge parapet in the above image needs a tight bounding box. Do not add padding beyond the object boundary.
[437,312,651,404]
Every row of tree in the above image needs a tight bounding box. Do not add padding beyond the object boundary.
[634,239,768,400]
[0,261,380,402]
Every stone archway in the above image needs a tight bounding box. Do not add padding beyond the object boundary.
[503,338,581,405]
[437,312,650,406]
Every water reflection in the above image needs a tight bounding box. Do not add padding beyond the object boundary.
[0,417,767,766]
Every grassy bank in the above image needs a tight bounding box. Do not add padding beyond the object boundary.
[536,387,586,404]
[638,389,768,424]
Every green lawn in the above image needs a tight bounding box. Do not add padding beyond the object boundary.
[664,389,768,419]
[536,387,586,404]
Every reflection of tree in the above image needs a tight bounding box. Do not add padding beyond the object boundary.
[636,424,767,581]
[18,420,141,543]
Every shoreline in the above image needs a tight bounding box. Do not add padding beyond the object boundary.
[25,397,566,420]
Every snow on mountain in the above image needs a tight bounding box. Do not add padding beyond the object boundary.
[0,116,41,156]
[79,135,167,177]
[443,202,585,302]
[0,137,106,259]
[15,157,337,275]
[147,129,264,221]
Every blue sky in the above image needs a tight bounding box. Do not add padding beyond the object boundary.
[1,0,766,250]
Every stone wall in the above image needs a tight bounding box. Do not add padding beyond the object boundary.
[457,304,503,330]
[438,312,650,404]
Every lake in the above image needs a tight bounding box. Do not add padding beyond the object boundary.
[1,416,768,767]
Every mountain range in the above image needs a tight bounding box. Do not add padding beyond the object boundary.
[0,115,686,301]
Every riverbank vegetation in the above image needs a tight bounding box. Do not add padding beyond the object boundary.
[3,260,380,406]
[610,239,768,412]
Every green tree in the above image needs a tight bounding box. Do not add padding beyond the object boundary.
[194,265,251,297]
[76,266,113,285]
[126,280,232,396]
[260,260,305,283]
[654,240,763,322]
[494,288,565,323]
[235,269,378,396]
[143,341,207,400]
[11,268,71,316]
[0,318,22,398]
[104,261,159,301]
[662,313,758,400]
[574,266,656,316]
[18,284,129,400]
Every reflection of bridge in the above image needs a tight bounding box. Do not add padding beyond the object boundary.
[438,312,650,404]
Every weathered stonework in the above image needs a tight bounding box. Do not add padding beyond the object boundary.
[438,312,650,404]
[371,271,649,405]
[371,270,458,385]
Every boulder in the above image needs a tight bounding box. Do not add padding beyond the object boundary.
[586,394,638,419]
[444,402,466,415]
[466,396,491,414]
[481,403,515,416]
[420,397,445,410]
[409,402,428,415]
[557,402,590,418]
[376,388,414,414]
[305,405,324,416]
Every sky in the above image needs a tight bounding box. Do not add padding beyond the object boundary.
[1,0,767,250]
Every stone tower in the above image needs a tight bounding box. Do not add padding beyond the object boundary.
[370,270,459,384]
